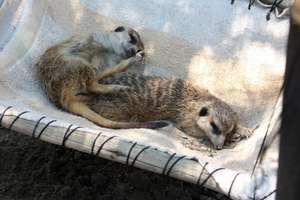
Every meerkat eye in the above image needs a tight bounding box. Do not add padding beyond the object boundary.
[210,122,221,135]
[199,107,208,117]
[114,26,125,32]
[129,33,138,45]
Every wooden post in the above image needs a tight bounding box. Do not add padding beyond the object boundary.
[277,1,300,200]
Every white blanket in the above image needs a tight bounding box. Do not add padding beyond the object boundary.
[0,0,289,199]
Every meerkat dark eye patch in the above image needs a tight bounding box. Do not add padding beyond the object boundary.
[114,26,125,32]
[210,122,221,135]
[129,33,138,45]
[199,107,208,116]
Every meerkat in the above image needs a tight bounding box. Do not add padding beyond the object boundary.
[89,72,253,149]
[36,26,167,129]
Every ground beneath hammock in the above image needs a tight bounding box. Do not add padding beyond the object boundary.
[0,129,230,200]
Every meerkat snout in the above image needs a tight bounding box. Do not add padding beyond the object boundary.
[196,105,237,150]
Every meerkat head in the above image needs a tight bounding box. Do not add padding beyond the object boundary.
[195,101,238,150]
[110,26,145,58]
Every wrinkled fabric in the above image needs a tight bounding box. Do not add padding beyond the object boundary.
[0,0,289,199]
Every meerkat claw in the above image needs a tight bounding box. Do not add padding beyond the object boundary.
[128,50,145,65]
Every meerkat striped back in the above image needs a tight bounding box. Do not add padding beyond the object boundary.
[90,72,243,149]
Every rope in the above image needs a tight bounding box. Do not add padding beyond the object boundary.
[251,87,282,176]
[228,172,241,198]
[91,132,102,155]
[197,162,209,184]
[95,136,116,157]
[266,0,284,20]
[166,155,186,176]
[0,106,13,127]
[32,116,46,137]
[259,189,276,200]
[131,146,150,166]
[8,111,29,129]
[230,0,290,20]
[199,168,226,187]
[62,125,81,147]
[126,142,137,165]
[35,120,57,139]
[162,153,176,175]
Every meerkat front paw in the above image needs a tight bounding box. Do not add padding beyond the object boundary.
[226,125,258,145]
[242,128,255,138]
[239,125,259,138]
[128,50,145,65]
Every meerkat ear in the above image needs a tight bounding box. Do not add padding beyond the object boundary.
[114,26,125,32]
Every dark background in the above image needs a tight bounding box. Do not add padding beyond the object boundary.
[0,129,229,200]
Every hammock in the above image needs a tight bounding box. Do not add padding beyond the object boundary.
[0,0,290,199]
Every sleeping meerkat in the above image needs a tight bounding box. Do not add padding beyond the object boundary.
[36,26,167,129]
[90,73,253,149]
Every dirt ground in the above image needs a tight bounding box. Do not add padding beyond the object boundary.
[0,129,230,200]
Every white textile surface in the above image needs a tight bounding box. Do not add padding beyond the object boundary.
[0,0,289,199]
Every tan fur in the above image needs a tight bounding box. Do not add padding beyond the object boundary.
[90,73,252,149]
[37,26,167,129]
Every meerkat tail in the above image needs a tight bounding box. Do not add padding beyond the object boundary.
[104,120,169,129]
[68,101,168,129]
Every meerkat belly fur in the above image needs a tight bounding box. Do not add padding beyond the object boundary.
[37,26,167,129]
[90,72,251,149]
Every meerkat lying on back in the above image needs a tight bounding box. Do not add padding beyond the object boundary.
[90,73,253,149]
[37,26,167,129]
